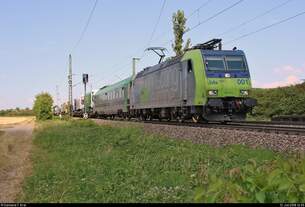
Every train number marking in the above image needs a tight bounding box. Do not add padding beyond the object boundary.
[237,79,250,85]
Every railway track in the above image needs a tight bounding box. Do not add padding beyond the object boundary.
[138,120,305,136]
[91,117,305,136]
[232,120,305,126]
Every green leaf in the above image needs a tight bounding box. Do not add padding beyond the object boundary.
[278,180,292,191]
[288,195,298,203]
[255,191,265,203]
[282,162,291,171]
[268,169,282,186]
[206,192,219,203]
[194,187,205,202]
[248,159,257,168]
[208,179,223,193]
[299,184,305,192]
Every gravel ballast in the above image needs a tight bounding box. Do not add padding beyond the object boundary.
[94,119,305,153]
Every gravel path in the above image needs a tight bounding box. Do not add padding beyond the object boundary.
[0,119,34,202]
[94,119,305,153]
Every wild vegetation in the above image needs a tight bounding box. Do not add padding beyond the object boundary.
[33,93,53,120]
[20,120,305,203]
[172,10,191,56]
[195,155,305,203]
[250,83,305,119]
[0,108,34,117]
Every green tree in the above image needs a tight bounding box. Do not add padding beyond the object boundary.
[33,92,53,120]
[172,10,191,56]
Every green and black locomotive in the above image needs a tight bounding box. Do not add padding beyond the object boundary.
[92,39,257,122]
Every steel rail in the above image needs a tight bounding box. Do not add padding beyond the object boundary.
[91,118,305,136]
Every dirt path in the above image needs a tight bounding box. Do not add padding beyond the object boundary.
[0,117,34,202]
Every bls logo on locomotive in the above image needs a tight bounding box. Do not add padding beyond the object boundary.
[208,80,218,85]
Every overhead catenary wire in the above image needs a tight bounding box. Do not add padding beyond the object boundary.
[157,0,246,49]
[93,0,216,85]
[92,0,167,86]
[139,0,167,59]
[224,10,305,45]
[188,0,214,18]
[217,0,294,37]
[145,0,167,50]
[94,0,245,85]
[72,0,99,52]
[185,0,245,34]
[91,60,132,88]
[148,0,214,47]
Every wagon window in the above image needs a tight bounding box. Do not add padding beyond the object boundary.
[226,56,247,71]
[205,56,225,71]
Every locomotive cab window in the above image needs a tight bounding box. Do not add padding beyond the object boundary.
[226,56,247,71]
[205,56,225,71]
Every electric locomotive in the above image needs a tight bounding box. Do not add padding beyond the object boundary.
[92,39,257,122]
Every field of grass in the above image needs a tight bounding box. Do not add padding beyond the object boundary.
[0,117,34,125]
[20,120,305,203]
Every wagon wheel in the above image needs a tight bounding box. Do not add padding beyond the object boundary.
[147,115,152,121]
[139,115,146,122]
[192,114,200,123]
[177,116,185,123]
[83,113,89,120]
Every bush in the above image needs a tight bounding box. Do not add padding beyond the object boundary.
[33,93,53,120]
[251,83,305,119]
[194,155,305,203]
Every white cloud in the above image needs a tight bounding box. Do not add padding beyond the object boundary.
[254,64,305,88]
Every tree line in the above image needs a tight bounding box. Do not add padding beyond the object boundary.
[0,107,34,117]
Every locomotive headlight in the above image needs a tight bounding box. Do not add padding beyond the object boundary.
[208,90,218,96]
[240,90,249,96]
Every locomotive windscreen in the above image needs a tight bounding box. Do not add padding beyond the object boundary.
[204,55,248,71]
[205,56,225,71]
[202,50,250,78]
[226,56,247,71]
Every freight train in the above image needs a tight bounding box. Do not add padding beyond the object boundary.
[72,91,95,118]
[75,39,257,123]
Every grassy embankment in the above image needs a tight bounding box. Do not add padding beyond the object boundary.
[20,120,305,203]
[249,83,305,120]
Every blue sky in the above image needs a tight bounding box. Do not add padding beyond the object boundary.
[0,0,305,109]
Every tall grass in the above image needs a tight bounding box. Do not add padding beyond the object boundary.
[20,120,304,203]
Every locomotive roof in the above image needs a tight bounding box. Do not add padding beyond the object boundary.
[136,56,182,78]
[135,49,246,79]
[201,49,245,56]
[95,77,132,95]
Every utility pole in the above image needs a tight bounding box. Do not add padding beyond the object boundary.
[68,54,73,116]
[56,85,61,106]
[82,73,89,119]
[132,58,140,79]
